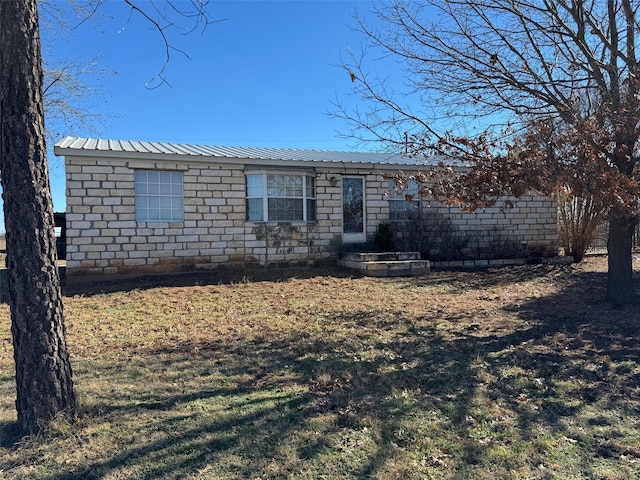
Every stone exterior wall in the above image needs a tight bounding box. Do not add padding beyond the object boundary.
[64,155,558,277]
[406,199,558,260]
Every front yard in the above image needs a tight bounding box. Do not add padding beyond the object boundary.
[1,256,639,479]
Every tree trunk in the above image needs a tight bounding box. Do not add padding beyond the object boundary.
[0,0,76,434]
[607,216,637,307]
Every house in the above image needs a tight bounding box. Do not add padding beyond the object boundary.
[54,136,558,278]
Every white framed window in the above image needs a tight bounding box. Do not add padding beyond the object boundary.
[246,171,316,222]
[135,170,184,222]
[388,179,421,221]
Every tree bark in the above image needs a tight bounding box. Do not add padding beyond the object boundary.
[607,216,637,307]
[0,0,76,434]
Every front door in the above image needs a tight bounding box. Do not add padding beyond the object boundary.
[342,176,366,243]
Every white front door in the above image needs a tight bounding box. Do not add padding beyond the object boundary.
[342,176,366,243]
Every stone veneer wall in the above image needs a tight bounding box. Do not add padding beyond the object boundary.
[419,198,558,259]
[64,155,558,277]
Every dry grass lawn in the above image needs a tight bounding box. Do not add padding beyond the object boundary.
[1,256,640,479]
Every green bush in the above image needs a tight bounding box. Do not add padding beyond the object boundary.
[374,222,394,251]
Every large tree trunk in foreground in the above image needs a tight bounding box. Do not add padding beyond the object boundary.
[0,0,75,434]
[607,217,637,307]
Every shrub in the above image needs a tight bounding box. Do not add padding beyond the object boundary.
[465,226,526,260]
[557,187,608,262]
[390,211,525,261]
[374,223,394,251]
[390,211,468,261]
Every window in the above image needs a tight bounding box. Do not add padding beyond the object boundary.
[246,172,316,222]
[135,170,184,222]
[388,179,420,221]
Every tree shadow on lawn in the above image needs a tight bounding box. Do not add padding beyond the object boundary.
[448,268,640,470]
[56,390,316,480]
[1,348,322,479]
[0,421,21,450]
[61,264,362,298]
[299,266,639,474]
[405,262,590,293]
[5,267,639,479]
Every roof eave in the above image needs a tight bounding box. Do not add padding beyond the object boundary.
[54,145,427,170]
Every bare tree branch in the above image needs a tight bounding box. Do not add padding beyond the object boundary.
[43,57,114,143]
[122,0,223,89]
[336,0,640,145]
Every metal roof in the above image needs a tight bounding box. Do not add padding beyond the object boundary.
[54,136,434,167]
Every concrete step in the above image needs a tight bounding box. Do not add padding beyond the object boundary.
[338,252,430,277]
[339,251,421,262]
[359,259,431,277]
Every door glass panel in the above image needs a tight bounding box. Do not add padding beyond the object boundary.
[343,177,364,234]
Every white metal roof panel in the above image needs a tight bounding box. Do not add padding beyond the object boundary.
[54,136,435,167]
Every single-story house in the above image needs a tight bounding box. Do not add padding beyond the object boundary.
[54,136,558,278]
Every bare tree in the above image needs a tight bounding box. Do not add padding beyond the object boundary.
[40,0,221,142]
[337,0,640,306]
[37,2,112,144]
[43,58,111,141]
[0,0,216,436]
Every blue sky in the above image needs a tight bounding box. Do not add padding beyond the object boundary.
[40,0,387,217]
